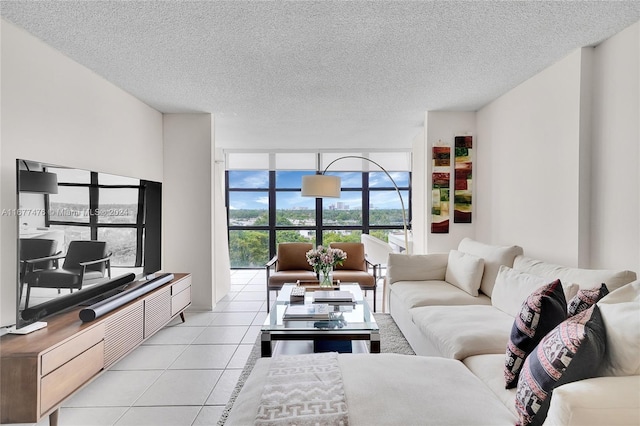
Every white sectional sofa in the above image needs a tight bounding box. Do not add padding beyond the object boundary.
[385,238,638,425]
[226,238,639,425]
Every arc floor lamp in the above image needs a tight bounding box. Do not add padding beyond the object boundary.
[301,155,410,254]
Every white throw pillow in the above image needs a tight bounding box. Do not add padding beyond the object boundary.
[445,250,484,297]
[491,265,552,317]
[457,238,523,297]
[597,280,640,376]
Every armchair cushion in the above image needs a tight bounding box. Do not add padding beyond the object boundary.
[330,242,366,271]
[267,271,317,287]
[445,250,484,296]
[275,243,314,271]
[332,270,375,288]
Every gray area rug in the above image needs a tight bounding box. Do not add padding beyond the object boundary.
[217,313,414,425]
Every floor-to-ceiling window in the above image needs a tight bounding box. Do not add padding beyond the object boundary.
[226,152,411,268]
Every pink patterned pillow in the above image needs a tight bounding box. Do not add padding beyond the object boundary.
[515,305,606,426]
[505,279,567,388]
[567,283,609,316]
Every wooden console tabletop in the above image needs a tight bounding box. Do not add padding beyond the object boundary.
[1,272,191,426]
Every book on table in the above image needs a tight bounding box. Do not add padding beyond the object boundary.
[283,303,331,320]
[313,290,355,304]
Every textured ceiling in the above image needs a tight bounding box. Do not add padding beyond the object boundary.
[2,1,639,150]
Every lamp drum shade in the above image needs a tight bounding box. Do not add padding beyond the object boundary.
[19,170,58,194]
[301,175,341,198]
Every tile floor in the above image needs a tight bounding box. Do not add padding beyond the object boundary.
[18,270,383,426]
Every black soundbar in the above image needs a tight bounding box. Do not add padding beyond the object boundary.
[79,273,175,322]
[21,273,136,322]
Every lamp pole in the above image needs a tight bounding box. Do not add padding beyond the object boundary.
[318,155,410,254]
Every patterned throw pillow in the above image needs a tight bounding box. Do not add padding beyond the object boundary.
[515,305,606,426]
[567,283,609,316]
[505,279,567,389]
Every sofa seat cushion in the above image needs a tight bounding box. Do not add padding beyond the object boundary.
[513,255,637,293]
[409,305,513,359]
[464,354,517,417]
[391,280,491,311]
[226,353,516,425]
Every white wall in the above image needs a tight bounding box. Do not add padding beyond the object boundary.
[410,127,427,253]
[0,19,164,327]
[476,49,586,266]
[162,114,214,311]
[473,20,639,273]
[589,22,639,271]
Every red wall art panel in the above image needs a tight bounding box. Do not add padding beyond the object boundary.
[431,146,450,233]
[454,135,472,223]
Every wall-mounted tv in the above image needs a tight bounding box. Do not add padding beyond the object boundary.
[15,159,162,329]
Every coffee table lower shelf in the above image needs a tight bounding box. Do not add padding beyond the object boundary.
[261,329,380,357]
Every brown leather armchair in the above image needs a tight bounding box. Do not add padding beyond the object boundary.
[265,242,316,312]
[329,242,378,312]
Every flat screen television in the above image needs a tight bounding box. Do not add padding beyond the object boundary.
[15,159,162,329]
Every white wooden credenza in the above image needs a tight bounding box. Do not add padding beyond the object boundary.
[0,273,191,426]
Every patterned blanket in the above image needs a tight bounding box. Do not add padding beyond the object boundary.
[255,352,349,425]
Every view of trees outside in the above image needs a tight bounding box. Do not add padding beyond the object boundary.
[227,169,410,268]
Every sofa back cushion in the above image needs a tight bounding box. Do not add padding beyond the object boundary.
[387,253,448,284]
[457,238,524,297]
[492,266,553,318]
[513,255,637,293]
[597,280,640,376]
[445,250,485,297]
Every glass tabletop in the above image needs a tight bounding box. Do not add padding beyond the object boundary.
[263,284,378,332]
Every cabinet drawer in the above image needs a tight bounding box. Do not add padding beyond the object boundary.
[40,341,104,415]
[41,324,104,376]
[171,275,191,295]
[171,287,191,316]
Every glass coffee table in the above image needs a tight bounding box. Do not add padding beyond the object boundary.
[261,283,380,357]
